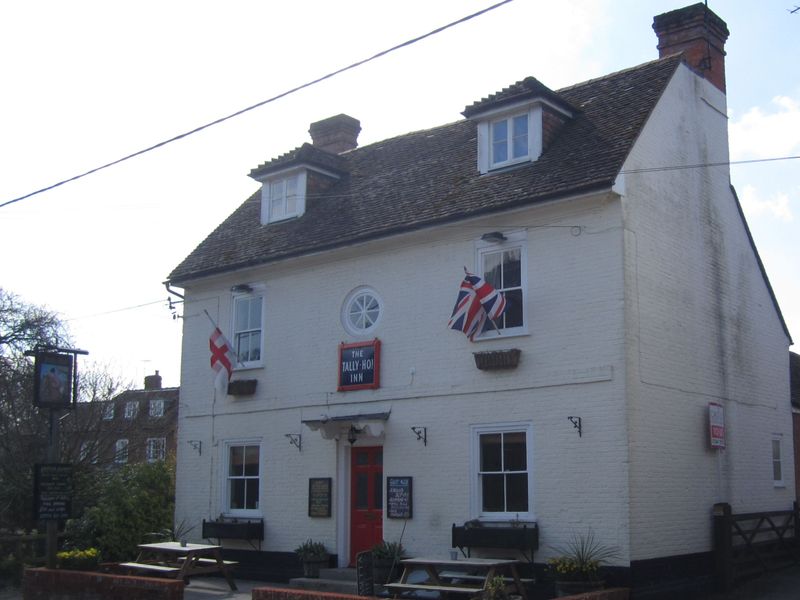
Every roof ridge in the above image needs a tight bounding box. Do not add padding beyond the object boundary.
[556,54,683,95]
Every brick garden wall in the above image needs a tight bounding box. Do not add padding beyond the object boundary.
[22,568,184,600]
[251,586,630,600]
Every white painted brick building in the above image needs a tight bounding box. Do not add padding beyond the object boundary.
[167,4,793,593]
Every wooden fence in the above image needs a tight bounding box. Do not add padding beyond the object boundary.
[713,502,800,592]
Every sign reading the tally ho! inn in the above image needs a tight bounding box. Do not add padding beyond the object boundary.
[338,340,381,391]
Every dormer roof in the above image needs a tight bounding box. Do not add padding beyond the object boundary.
[168,55,682,284]
[462,76,575,119]
[249,143,348,181]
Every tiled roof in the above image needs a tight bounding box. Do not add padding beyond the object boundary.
[168,55,682,284]
[462,76,575,117]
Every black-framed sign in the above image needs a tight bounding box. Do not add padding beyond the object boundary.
[386,476,412,519]
[34,463,73,521]
[338,339,381,391]
[33,352,74,408]
[308,477,332,517]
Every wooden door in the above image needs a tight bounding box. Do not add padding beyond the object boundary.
[350,446,383,565]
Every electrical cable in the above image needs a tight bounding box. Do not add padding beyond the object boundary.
[0,0,514,210]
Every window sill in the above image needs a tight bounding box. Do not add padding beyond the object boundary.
[233,363,264,373]
[474,328,529,342]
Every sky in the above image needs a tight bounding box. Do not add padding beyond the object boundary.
[1,1,798,389]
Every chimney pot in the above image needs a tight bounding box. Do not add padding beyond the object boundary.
[653,3,730,93]
[309,114,361,154]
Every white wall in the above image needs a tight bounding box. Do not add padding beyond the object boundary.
[621,64,794,561]
[174,192,632,563]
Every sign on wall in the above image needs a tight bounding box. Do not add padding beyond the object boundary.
[308,477,332,517]
[33,352,74,408]
[34,463,73,521]
[386,476,412,519]
[709,402,725,448]
[338,340,381,391]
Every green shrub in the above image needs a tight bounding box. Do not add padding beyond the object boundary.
[56,548,100,571]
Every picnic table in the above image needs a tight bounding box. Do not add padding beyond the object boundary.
[384,556,528,600]
[120,541,238,590]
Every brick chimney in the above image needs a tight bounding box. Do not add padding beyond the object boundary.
[309,114,361,154]
[653,3,730,93]
[144,370,162,391]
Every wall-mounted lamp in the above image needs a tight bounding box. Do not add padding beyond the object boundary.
[187,440,203,455]
[347,425,363,445]
[411,426,427,446]
[480,231,507,244]
[285,434,302,451]
[230,283,253,293]
[567,416,582,438]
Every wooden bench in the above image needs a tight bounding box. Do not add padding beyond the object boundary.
[177,556,239,567]
[120,561,181,575]
[439,572,534,585]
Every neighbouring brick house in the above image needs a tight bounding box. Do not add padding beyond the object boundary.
[65,371,179,467]
[166,4,793,595]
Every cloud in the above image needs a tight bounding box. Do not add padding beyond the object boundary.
[729,96,800,160]
[739,184,794,222]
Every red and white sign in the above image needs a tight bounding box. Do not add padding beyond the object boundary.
[709,402,725,448]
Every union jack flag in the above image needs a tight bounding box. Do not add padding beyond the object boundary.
[447,271,507,341]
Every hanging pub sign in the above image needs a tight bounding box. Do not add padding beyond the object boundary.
[338,339,381,391]
[33,352,74,408]
[34,463,73,521]
[386,476,412,519]
[709,402,725,448]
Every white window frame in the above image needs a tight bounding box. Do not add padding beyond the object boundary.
[222,440,262,517]
[476,104,543,174]
[470,422,534,521]
[474,229,527,339]
[260,170,307,224]
[124,401,138,420]
[341,286,383,336]
[146,437,166,463]
[772,436,784,487]
[149,398,164,418]
[232,291,265,370]
[103,403,114,420]
[80,441,97,464]
[115,439,129,464]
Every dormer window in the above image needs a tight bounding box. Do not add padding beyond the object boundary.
[491,113,529,167]
[261,170,307,224]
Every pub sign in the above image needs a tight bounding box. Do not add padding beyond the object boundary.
[338,339,381,391]
[33,352,74,408]
[709,402,725,448]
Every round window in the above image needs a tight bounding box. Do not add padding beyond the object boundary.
[342,287,382,335]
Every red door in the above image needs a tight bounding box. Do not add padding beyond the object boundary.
[350,446,383,565]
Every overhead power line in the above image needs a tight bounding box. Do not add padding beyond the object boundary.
[0,0,514,210]
[620,155,800,174]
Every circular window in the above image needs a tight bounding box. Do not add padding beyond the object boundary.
[342,287,383,335]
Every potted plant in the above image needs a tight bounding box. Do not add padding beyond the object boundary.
[56,547,100,571]
[294,539,329,578]
[370,540,407,585]
[547,531,618,597]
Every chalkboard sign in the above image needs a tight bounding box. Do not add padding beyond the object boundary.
[338,340,381,391]
[34,463,73,521]
[386,476,412,519]
[308,477,332,517]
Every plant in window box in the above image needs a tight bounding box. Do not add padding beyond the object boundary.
[547,531,618,597]
[294,539,329,578]
[370,540,407,586]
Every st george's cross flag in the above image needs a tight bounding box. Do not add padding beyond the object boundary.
[209,326,236,392]
[447,270,507,341]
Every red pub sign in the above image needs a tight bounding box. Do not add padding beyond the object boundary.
[709,402,725,449]
[338,339,381,391]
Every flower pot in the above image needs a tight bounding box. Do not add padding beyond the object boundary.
[555,580,605,597]
[302,557,327,578]
[372,557,401,585]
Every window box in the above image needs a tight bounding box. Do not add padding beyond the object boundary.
[228,379,257,396]
[202,517,264,542]
[451,522,538,560]
[473,349,521,370]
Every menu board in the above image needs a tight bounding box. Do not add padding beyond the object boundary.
[308,477,332,517]
[34,463,73,521]
[386,476,412,519]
